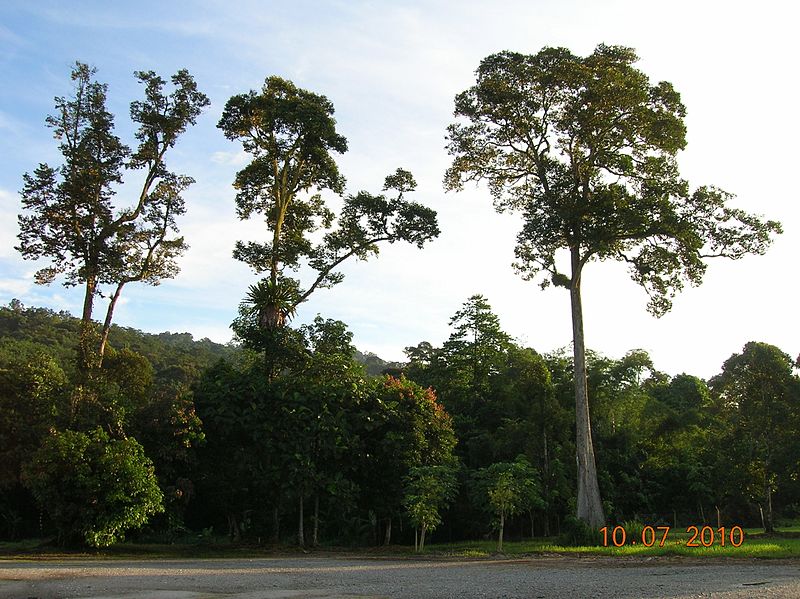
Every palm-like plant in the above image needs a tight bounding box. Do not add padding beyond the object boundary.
[240,277,301,330]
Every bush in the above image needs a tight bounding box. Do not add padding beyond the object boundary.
[560,515,603,546]
[22,428,163,547]
[621,520,645,544]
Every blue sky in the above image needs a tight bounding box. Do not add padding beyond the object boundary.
[1,0,797,377]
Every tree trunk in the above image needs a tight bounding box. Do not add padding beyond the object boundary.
[542,429,551,537]
[98,282,125,365]
[79,275,98,371]
[498,511,504,552]
[384,518,392,545]
[570,249,605,528]
[419,522,427,552]
[414,527,418,552]
[272,506,280,543]
[312,494,319,547]
[529,510,535,539]
[227,513,240,542]
[765,484,774,533]
[298,495,304,547]
[716,505,721,529]
[82,275,96,328]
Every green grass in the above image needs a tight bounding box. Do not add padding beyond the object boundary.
[2,529,800,560]
[425,530,800,559]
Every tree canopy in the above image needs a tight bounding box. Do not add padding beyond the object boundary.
[219,76,439,338]
[445,44,782,527]
[16,62,209,369]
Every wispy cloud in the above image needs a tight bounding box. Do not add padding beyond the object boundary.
[0,189,21,258]
[210,150,249,167]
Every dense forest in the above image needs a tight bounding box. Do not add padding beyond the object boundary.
[1,300,798,548]
[2,45,795,549]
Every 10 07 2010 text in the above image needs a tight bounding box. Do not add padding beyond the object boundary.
[599,525,745,548]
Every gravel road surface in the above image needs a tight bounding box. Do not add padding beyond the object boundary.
[1,556,799,599]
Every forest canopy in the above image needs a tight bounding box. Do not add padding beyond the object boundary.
[1,299,798,547]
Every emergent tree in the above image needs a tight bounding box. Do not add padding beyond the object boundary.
[218,77,439,343]
[445,45,781,527]
[17,62,209,370]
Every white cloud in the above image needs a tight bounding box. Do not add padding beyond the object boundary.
[0,277,31,297]
[0,189,20,258]
[210,150,249,167]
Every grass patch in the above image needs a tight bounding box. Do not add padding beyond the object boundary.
[3,529,800,560]
[423,530,800,559]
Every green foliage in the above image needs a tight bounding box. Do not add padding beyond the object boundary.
[403,465,458,540]
[621,520,646,545]
[709,342,800,531]
[475,457,543,519]
[4,297,800,547]
[1,302,211,539]
[22,428,163,547]
[474,457,543,551]
[193,317,460,545]
[15,62,209,368]
[404,297,569,539]
[359,376,458,538]
[446,45,780,315]
[0,302,237,384]
[0,339,66,488]
[446,44,782,528]
[560,514,603,547]
[219,76,439,332]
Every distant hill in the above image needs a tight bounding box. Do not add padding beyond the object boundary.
[353,349,405,377]
[0,300,237,380]
[0,300,403,379]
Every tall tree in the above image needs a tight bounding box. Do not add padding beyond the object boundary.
[360,376,457,546]
[433,295,513,468]
[17,62,209,370]
[443,294,512,400]
[445,45,781,526]
[219,77,439,339]
[709,342,800,532]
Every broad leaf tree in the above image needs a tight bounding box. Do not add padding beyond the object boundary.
[17,62,209,370]
[474,456,543,551]
[710,342,800,532]
[219,77,439,341]
[360,376,457,545]
[445,45,782,526]
[403,464,457,551]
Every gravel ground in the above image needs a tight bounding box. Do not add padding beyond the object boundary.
[1,556,799,599]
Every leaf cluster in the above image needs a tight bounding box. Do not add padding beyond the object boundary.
[446,45,781,315]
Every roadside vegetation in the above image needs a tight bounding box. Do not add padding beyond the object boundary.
[3,526,800,560]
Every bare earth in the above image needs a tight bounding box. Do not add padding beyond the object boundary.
[1,556,799,599]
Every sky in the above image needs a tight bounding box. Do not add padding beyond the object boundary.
[0,0,797,379]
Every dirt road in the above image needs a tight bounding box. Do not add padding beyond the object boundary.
[2,556,799,598]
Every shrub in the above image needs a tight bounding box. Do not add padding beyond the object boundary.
[560,515,603,546]
[622,520,645,544]
[22,427,163,547]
